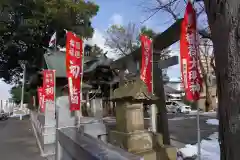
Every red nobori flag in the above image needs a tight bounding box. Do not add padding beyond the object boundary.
[66,31,83,111]
[37,87,45,113]
[180,2,202,101]
[140,35,153,93]
[43,70,55,102]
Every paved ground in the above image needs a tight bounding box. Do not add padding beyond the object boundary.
[0,116,44,160]
[167,113,218,148]
[104,112,218,148]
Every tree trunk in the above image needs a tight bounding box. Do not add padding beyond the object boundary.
[204,73,213,111]
[204,0,240,159]
[205,84,213,111]
[199,53,213,111]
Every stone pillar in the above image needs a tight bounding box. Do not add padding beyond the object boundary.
[86,92,90,115]
[150,104,157,132]
[41,101,56,160]
[55,96,76,160]
[90,98,103,119]
[109,101,156,159]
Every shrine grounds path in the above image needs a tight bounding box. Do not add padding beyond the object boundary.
[0,116,44,160]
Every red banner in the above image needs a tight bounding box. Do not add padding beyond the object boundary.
[43,70,55,102]
[180,2,202,101]
[37,87,45,113]
[66,31,83,111]
[140,35,153,93]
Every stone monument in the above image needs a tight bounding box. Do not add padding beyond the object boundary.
[109,78,157,159]
[108,77,178,160]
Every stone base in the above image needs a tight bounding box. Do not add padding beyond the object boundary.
[109,130,153,153]
[153,133,164,147]
[158,145,177,160]
[136,146,177,160]
[136,149,157,160]
[115,103,144,133]
[152,133,177,160]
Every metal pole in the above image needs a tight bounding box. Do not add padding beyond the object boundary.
[197,102,201,160]
[20,63,26,120]
[76,36,85,129]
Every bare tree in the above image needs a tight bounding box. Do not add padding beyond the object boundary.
[198,38,215,111]
[140,0,211,38]
[105,23,171,80]
[105,23,171,58]
[105,23,139,57]
[140,0,215,111]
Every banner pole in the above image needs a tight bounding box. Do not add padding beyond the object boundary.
[150,38,156,132]
[189,0,201,158]
[196,101,201,160]
[20,63,26,120]
[76,38,84,129]
[53,70,56,120]
[151,38,154,95]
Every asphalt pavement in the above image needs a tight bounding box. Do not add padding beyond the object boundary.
[0,116,44,160]
[167,113,218,148]
[104,112,218,149]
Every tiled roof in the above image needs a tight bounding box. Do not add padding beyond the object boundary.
[44,50,112,78]
[44,51,66,77]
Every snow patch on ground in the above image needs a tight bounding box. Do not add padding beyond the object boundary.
[179,132,220,160]
[178,118,220,159]
[206,119,219,125]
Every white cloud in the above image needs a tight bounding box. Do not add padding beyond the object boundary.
[86,29,106,51]
[109,13,123,25]
[86,29,117,59]
[0,80,12,100]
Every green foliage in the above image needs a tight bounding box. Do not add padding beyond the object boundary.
[0,0,99,83]
[10,85,29,104]
[140,26,156,39]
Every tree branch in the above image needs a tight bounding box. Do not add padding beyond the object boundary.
[140,0,212,40]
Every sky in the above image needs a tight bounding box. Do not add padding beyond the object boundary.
[89,0,185,77]
[0,0,206,99]
[0,80,12,100]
